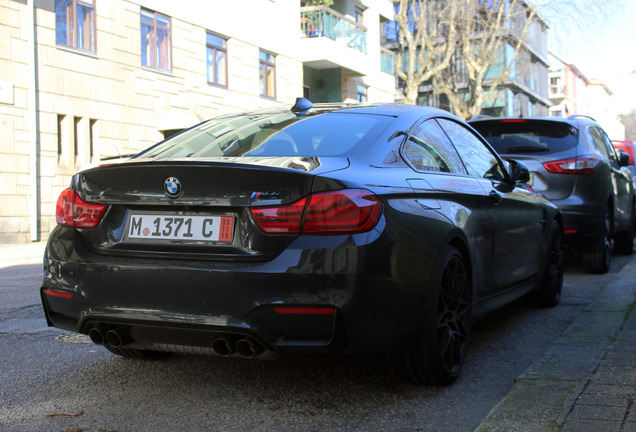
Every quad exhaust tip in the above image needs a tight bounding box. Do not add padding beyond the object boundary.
[88,327,132,348]
[88,327,105,345]
[88,326,270,359]
[105,328,132,348]
[236,338,264,358]
[212,337,235,357]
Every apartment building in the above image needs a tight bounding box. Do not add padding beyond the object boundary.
[383,0,550,117]
[548,52,625,139]
[0,0,395,243]
[548,52,592,117]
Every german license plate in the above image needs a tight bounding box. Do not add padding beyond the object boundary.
[126,214,234,242]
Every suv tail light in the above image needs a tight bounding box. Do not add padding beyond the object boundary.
[55,188,109,228]
[543,155,601,175]
[250,189,383,235]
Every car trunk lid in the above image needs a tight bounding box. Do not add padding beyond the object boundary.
[73,157,349,260]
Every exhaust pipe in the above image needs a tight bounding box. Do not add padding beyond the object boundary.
[212,337,234,357]
[236,338,264,359]
[88,327,105,345]
[105,328,132,348]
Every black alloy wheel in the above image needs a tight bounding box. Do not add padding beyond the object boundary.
[391,245,471,386]
[584,208,612,274]
[536,220,564,307]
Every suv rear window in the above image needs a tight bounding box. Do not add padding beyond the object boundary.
[471,120,578,155]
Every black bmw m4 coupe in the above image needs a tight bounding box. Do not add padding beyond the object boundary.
[41,99,563,385]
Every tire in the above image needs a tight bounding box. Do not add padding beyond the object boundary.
[614,200,634,255]
[103,344,171,360]
[583,208,611,274]
[391,245,471,386]
[535,220,563,307]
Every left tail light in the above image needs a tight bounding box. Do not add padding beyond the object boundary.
[250,189,383,235]
[55,188,109,228]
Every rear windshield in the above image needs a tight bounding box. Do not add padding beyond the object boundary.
[471,120,578,155]
[136,111,391,159]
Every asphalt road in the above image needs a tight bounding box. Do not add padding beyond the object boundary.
[0,249,633,432]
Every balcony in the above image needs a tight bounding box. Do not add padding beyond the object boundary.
[300,6,367,54]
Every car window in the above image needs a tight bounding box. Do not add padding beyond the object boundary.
[136,112,392,159]
[588,126,611,160]
[600,130,618,163]
[437,118,506,182]
[402,119,466,174]
[471,120,578,155]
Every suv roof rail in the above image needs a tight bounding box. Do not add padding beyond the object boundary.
[567,114,597,122]
[469,114,492,121]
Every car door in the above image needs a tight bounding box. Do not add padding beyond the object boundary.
[436,118,546,294]
[600,129,633,228]
[401,118,494,290]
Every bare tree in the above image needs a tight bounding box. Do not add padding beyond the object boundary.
[393,0,459,105]
[434,0,538,119]
[392,0,538,116]
[391,0,617,119]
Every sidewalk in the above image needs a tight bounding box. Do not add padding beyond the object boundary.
[476,258,636,432]
[0,241,46,269]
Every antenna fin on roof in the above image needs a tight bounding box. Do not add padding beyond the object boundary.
[291,97,313,117]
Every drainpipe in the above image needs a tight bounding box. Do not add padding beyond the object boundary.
[27,0,40,242]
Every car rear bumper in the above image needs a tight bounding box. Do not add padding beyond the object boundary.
[40,230,432,356]
[558,205,603,244]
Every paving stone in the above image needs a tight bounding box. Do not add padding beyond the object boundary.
[591,366,636,385]
[562,418,621,432]
[569,403,627,420]
[624,421,636,432]
[584,383,636,396]
[627,406,636,423]
[601,356,636,367]
[575,393,630,407]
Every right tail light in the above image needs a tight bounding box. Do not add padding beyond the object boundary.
[543,155,601,175]
[250,189,383,235]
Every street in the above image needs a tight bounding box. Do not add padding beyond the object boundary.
[0,247,634,432]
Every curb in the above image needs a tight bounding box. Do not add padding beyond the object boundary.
[475,258,636,432]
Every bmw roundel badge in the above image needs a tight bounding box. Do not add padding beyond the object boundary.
[164,177,182,198]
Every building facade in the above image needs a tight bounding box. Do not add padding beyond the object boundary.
[0,0,395,243]
[383,0,550,118]
[548,52,624,139]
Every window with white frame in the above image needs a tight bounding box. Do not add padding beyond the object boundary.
[55,0,96,53]
[259,50,276,99]
[356,83,368,102]
[206,33,228,87]
[141,9,171,72]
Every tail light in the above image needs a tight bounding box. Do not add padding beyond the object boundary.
[55,188,109,228]
[543,155,601,175]
[250,189,383,235]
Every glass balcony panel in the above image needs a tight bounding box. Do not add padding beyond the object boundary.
[300,6,367,54]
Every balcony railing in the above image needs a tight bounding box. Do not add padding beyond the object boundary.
[300,6,367,54]
[380,48,394,74]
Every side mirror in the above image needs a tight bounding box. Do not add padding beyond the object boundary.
[507,159,530,183]
[617,150,630,167]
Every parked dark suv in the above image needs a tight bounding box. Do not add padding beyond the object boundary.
[470,115,634,273]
